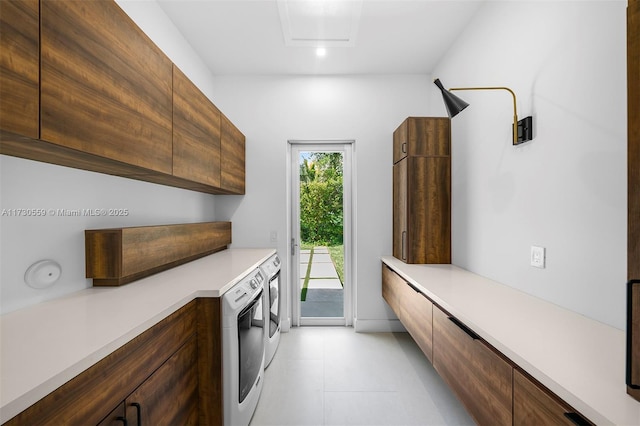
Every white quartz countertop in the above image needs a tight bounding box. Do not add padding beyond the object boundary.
[381,256,640,426]
[0,248,275,423]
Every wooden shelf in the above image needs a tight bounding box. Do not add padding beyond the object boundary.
[85,222,231,286]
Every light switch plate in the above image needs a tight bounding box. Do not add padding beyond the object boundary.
[531,246,545,268]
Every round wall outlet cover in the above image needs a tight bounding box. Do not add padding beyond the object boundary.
[24,260,62,289]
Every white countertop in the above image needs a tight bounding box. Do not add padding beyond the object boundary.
[381,256,640,426]
[0,248,275,424]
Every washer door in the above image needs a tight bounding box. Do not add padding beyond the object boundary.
[237,289,264,403]
[268,271,281,338]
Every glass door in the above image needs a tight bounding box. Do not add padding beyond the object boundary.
[289,141,353,326]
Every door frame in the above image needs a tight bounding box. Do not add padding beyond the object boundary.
[286,140,355,327]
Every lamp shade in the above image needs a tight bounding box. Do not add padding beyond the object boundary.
[434,78,469,118]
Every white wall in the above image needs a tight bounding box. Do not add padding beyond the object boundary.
[429,0,627,330]
[0,1,218,314]
[2,0,627,333]
[210,75,431,329]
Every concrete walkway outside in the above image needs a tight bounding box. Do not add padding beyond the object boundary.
[300,247,343,317]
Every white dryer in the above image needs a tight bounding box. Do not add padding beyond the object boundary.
[222,268,265,426]
[260,253,281,368]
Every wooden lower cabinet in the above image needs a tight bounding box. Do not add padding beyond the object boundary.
[513,369,592,426]
[382,262,595,426]
[3,299,223,426]
[125,337,199,425]
[98,338,198,425]
[432,306,513,426]
[381,264,433,361]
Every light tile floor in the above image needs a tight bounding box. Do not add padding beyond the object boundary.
[250,327,474,426]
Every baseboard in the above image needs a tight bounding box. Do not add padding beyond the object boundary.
[353,318,407,333]
[281,317,291,332]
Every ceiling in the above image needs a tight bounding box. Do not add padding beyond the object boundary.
[157,0,485,75]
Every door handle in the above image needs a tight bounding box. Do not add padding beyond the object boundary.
[401,231,407,260]
[627,280,640,388]
[448,316,480,340]
[131,402,141,426]
[563,412,590,426]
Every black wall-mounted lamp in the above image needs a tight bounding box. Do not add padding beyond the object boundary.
[433,78,533,145]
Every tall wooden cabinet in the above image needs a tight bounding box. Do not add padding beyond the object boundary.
[628,0,640,402]
[393,117,451,264]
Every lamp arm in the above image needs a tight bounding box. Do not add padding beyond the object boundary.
[450,86,519,143]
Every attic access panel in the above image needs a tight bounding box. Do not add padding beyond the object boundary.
[277,0,363,47]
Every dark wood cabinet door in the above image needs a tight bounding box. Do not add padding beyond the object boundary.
[630,0,640,280]
[97,402,126,426]
[382,264,433,362]
[513,369,591,426]
[173,65,221,187]
[400,281,433,363]
[406,117,450,157]
[629,0,640,402]
[406,156,451,264]
[126,337,199,426]
[382,264,404,316]
[393,159,408,261]
[393,119,408,163]
[40,0,173,173]
[433,306,513,426]
[220,114,245,194]
[0,0,39,139]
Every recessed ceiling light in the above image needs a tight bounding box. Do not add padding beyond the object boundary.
[316,47,327,57]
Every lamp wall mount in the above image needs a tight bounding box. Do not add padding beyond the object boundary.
[434,79,534,145]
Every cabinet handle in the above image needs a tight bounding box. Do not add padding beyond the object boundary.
[448,317,480,340]
[115,416,128,426]
[131,402,142,426]
[401,142,407,154]
[407,282,421,293]
[563,412,590,426]
[401,231,407,260]
[627,280,640,388]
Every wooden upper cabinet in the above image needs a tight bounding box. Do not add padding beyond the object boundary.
[393,119,409,163]
[0,0,39,139]
[40,0,173,174]
[173,66,221,187]
[433,306,513,426]
[221,114,246,194]
[393,117,450,164]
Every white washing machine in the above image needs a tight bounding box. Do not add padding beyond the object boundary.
[260,253,281,368]
[222,268,265,426]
